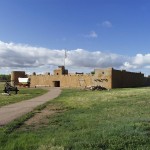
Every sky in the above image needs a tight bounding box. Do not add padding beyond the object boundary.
[0,0,150,75]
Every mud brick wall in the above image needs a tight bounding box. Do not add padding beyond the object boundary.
[28,74,93,88]
[12,67,149,89]
[93,68,112,89]
[112,69,145,88]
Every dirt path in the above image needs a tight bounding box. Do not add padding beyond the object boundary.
[0,87,61,126]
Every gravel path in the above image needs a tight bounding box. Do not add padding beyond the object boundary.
[0,87,61,126]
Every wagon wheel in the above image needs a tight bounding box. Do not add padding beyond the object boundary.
[3,86,10,95]
[10,81,16,87]
[4,82,7,88]
[13,81,17,87]
[4,87,7,93]
[4,81,10,88]
[15,87,19,94]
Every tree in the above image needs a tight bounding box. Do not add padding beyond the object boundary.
[0,74,11,81]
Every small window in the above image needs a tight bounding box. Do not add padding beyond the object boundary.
[102,72,104,74]
[57,73,59,75]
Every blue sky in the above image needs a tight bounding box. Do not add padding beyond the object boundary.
[0,0,150,75]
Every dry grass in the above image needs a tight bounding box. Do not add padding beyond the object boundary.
[21,104,65,129]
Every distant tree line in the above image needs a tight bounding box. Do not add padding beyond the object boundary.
[0,74,11,82]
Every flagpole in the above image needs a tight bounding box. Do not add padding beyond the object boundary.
[64,54,65,68]
[64,50,67,68]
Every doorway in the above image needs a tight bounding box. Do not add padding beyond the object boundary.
[53,81,60,87]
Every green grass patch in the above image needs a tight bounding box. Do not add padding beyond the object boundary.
[0,82,48,107]
[0,87,150,150]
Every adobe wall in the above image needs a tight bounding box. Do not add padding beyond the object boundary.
[54,66,68,75]
[11,67,150,89]
[28,74,93,88]
[29,68,112,89]
[93,68,112,89]
[144,77,150,86]
[111,69,122,88]
[112,69,145,88]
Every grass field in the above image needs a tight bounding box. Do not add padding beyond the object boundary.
[0,82,47,107]
[0,87,150,150]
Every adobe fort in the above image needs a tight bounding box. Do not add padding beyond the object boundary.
[11,66,150,89]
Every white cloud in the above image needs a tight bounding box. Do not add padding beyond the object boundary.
[0,41,150,75]
[123,62,137,69]
[84,31,98,38]
[67,49,126,68]
[123,53,150,70]
[102,21,112,28]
